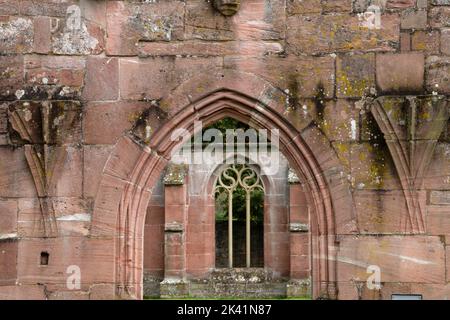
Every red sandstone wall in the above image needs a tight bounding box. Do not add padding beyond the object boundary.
[0,0,449,299]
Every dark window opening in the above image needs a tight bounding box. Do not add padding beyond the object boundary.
[40,251,49,266]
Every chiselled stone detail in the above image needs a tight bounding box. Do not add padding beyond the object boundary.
[369,95,449,233]
[8,101,81,237]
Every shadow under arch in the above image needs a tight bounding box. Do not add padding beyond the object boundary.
[90,83,354,299]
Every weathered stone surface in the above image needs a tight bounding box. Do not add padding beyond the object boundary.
[0,285,46,300]
[0,199,17,235]
[119,57,222,101]
[411,31,440,54]
[401,9,428,30]
[387,0,416,9]
[224,55,335,98]
[82,57,118,101]
[17,237,114,290]
[429,6,450,28]
[0,55,24,100]
[33,16,52,54]
[350,142,399,190]
[376,53,424,93]
[338,236,446,284]
[106,1,185,56]
[426,56,450,94]
[315,100,360,142]
[51,6,104,55]
[0,17,33,54]
[83,145,114,199]
[0,240,18,285]
[355,190,408,234]
[336,53,375,98]
[288,0,322,14]
[287,13,400,54]
[441,29,450,56]
[83,102,149,145]
[430,191,450,205]
[0,147,37,197]
[423,144,450,190]
[427,206,450,236]
[19,0,76,17]
[0,0,19,15]
[25,55,85,87]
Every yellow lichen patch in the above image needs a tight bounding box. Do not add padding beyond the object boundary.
[337,70,369,97]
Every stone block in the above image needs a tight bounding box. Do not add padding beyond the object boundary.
[338,236,446,284]
[401,9,428,29]
[82,57,118,101]
[354,190,408,234]
[0,147,37,197]
[429,7,450,28]
[411,31,440,54]
[350,142,399,190]
[83,145,114,198]
[106,1,185,55]
[426,206,450,236]
[376,53,424,93]
[0,55,24,100]
[83,102,149,145]
[442,29,450,55]
[0,199,17,235]
[25,55,85,87]
[423,143,450,190]
[0,240,18,285]
[17,237,114,290]
[336,53,375,98]
[0,17,33,54]
[0,0,19,15]
[288,0,322,14]
[33,16,52,54]
[426,56,450,94]
[0,285,46,300]
[287,13,399,55]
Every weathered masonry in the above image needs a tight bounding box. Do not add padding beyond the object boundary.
[0,0,450,300]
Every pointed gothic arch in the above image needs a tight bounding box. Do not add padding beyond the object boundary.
[90,71,355,299]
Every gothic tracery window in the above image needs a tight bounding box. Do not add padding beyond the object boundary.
[215,164,265,268]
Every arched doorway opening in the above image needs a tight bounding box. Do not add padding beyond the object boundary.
[91,81,350,299]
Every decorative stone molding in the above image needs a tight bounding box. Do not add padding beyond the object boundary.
[8,101,81,237]
[369,95,449,233]
[212,0,240,16]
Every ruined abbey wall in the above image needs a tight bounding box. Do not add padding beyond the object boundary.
[0,0,449,299]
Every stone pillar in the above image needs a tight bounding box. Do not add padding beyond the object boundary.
[160,163,189,298]
[286,169,311,298]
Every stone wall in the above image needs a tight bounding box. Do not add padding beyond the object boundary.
[0,0,449,299]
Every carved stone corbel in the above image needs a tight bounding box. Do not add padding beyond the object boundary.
[212,0,240,16]
[369,95,449,233]
[8,101,81,237]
